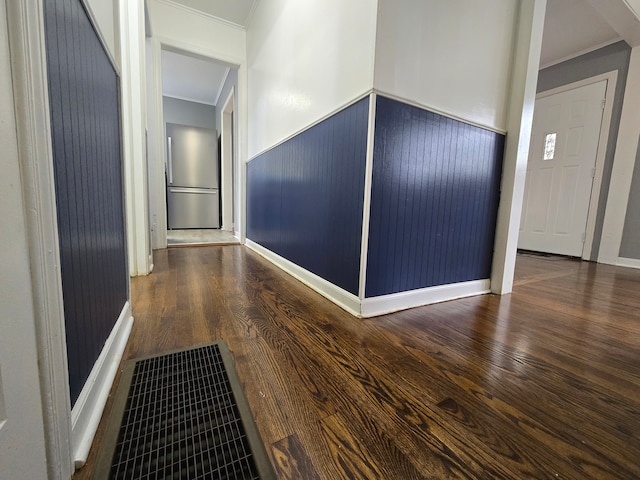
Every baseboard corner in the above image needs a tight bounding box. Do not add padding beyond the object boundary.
[245,239,362,317]
[360,279,491,317]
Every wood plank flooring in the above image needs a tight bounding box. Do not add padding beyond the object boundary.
[74,247,640,479]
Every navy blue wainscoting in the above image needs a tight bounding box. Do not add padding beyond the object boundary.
[247,98,369,295]
[44,0,128,405]
[365,96,504,298]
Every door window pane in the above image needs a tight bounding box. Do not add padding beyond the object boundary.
[544,133,557,160]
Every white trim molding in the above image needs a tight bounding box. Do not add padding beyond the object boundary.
[71,302,133,469]
[155,0,248,30]
[214,67,231,106]
[80,0,120,73]
[247,91,373,162]
[245,239,362,316]
[149,36,246,249]
[539,38,623,70]
[161,92,216,106]
[617,257,640,269]
[220,87,235,232]
[491,0,547,295]
[372,89,507,135]
[120,0,152,277]
[360,280,491,318]
[6,0,74,478]
[599,47,640,265]
[358,93,377,300]
[245,240,492,318]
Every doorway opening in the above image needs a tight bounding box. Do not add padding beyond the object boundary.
[518,72,616,260]
[149,46,240,247]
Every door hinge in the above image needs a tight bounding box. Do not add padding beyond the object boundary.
[581,232,586,243]
[601,98,606,110]
[591,167,596,178]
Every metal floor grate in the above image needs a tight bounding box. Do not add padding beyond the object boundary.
[96,342,274,480]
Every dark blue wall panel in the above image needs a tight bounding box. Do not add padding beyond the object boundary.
[365,96,504,298]
[44,0,128,405]
[247,99,369,295]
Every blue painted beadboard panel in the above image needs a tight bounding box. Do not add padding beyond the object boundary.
[44,0,128,405]
[247,99,369,295]
[365,96,504,298]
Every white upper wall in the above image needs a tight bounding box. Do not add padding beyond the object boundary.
[147,0,245,65]
[374,0,518,132]
[246,0,378,158]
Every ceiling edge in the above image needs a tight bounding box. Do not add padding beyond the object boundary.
[155,0,247,30]
[244,1,260,30]
[162,93,217,107]
[540,37,624,70]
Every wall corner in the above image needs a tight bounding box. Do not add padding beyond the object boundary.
[491,0,547,294]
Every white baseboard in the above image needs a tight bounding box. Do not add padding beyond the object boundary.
[360,280,491,318]
[617,257,640,269]
[71,302,133,469]
[245,239,491,318]
[245,239,361,316]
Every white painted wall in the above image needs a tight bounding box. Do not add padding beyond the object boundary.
[373,0,518,132]
[83,0,119,68]
[0,2,49,476]
[246,0,378,158]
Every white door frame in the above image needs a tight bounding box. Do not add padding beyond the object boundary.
[146,36,245,248]
[120,0,152,276]
[534,70,617,260]
[220,87,235,232]
[5,0,73,478]
[599,47,640,267]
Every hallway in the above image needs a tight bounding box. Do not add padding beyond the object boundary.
[77,246,640,479]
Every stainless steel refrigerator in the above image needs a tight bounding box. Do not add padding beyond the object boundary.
[166,123,220,229]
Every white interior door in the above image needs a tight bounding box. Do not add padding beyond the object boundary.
[519,80,607,256]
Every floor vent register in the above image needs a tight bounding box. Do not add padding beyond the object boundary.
[95,342,275,480]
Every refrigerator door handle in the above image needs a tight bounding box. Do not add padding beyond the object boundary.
[167,136,173,185]
[169,187,218,195]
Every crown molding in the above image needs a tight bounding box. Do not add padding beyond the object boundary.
[162,93,217,106]
[539,38,624,70]
[244,0,259,30]
[155,0,247,31]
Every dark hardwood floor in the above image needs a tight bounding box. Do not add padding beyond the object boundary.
[74,246,640,479]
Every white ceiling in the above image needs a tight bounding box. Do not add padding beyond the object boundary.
[540,0,622,67]
[159,0,258,106]
[169,0,258,28]
[161,50,230,105]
